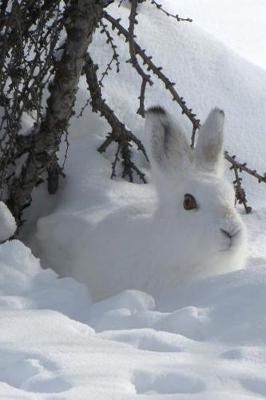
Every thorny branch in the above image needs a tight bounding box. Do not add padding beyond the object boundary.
[83,53,148,182]
[225,152,266,184]
[128,0,153,116]
[226,151,266,213]
[150,0,193,22]
[99,20,120,76]
[230,158,252,214]
[77,19,121,119]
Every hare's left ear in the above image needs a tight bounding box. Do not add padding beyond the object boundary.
[194,108,225,176]
[145,106,192,174]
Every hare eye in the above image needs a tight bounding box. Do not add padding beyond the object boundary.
[183,194,197,210]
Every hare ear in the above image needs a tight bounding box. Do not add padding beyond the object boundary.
[194,108,225,176]
[145,106,192,173]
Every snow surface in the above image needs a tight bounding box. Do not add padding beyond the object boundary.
[0,201,16,242]
[2,0,266,399]
[2,224,266,399]
[170,0,266,70]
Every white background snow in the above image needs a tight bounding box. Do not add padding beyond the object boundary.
[2,0,266,399]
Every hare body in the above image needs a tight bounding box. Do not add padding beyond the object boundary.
[37,107,247,301]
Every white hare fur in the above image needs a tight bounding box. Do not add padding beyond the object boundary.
[144,107,247,288]
[37,107,247,301]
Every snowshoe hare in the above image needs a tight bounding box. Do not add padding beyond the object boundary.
[36,107,247,301]
[142,106,247,288]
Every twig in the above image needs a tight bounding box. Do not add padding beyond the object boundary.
[84,53,148,182]
[128,0,153,116]
[225,151,266,184]
[230,160,252,213]
[111,141,121,179]
[77,20,121,119]
[99,20,120,74]
[150,0,193,22]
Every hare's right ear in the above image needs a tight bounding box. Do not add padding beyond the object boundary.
[194,108,225,176]
[145,107,192,173]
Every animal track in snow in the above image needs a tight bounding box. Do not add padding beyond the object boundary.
[0,349,71,393]
[133,370,206,394]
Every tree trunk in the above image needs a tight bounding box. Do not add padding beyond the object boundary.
[8,0,103,222]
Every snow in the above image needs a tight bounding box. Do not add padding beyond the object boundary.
[172,0,266,70]
[0,201,17,242]
[2,0,266,399]
[2,238,266,399]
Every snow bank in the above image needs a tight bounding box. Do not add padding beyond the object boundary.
[0,240,91,319]
[2,239,266,398]
[0,202,16,242]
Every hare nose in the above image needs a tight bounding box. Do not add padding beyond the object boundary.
[220,229,232,240]
[220,228,240,240]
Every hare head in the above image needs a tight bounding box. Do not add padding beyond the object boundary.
[145,107,247,283]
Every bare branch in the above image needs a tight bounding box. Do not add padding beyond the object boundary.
[225,151,266,184]
[128,0,153,116]
[230,160,252,213]
[150,0,193,22]
[83,53,148,182]
[99,20,120,75]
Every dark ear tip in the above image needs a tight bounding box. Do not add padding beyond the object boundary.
[213,107,225,117]
[146,106,166,115]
